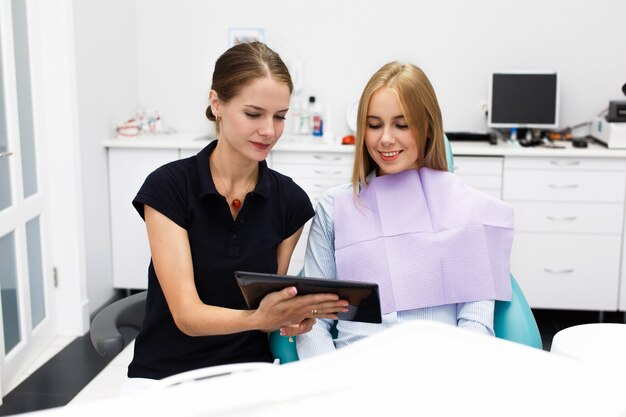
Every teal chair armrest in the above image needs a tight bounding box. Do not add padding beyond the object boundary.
[269,321,338,364]
[444,134,454,172]
[494,274,543,349]
[269,331,299,364]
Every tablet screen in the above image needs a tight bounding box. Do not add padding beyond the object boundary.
[234,271,382,324]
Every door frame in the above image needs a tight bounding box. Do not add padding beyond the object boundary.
[0,0,56,395]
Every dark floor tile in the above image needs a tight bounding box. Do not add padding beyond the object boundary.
[0,334,114,416]
[10,364,103,397]
[49,336,110,367]
[0,391,70,416]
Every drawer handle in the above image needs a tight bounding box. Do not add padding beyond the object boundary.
[544,268,574,274]
[313,170,342,175]
[0,151,14,158]
[548,183,579,189]
[550,160,581,166]
[546,216,577,221]
[313,155,342,161]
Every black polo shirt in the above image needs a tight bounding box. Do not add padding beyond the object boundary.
[128,140,314,379]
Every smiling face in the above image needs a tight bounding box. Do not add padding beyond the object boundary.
[364,87,420,176]
[210,76,291,162]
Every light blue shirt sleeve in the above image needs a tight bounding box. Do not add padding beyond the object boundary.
[296,184,496,359]
[297,187,341,358]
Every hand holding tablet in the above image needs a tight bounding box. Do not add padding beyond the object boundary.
[235,271,382,324]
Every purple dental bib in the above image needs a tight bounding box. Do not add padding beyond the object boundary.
[334,168,513,314]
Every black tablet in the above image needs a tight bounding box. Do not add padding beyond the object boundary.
[234,271,382,324]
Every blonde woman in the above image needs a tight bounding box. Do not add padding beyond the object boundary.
[297,62,514,358]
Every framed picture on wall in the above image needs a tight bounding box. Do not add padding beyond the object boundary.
[228,28,264,47]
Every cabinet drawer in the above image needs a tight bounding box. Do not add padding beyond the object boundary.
[272,151,354,166]
[511,202,624,234]
[456,175,502,191]
[276,163,353,180]
[510,233,620,310]
[293,178,349,204]
[454,156,503,174]
[505,157,626,171]
[503,170,626,202]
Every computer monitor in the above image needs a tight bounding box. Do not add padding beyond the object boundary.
[488,71,559,129]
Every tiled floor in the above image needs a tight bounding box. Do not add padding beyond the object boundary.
[0,308,624,416]
[0,334,115,416]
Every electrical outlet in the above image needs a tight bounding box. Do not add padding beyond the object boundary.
[480,100,488,118]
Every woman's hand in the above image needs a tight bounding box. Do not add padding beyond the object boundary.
[252,286,349,333]
[278,319,316,337]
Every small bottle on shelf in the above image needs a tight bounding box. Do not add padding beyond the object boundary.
[310,96,323,137]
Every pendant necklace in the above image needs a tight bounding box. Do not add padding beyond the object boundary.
[231,197,242,209]
[211,160,256,210]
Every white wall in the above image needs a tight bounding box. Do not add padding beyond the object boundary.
[72,0,626,313]
[37,0,89,334]
[135,0,212,134]
[135,0,626,137]
[72,0,139,313]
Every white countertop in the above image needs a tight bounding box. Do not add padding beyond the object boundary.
[102,132,356,153]
[449,139,626,158]
[102,131,210,149]
[103,132,626,158]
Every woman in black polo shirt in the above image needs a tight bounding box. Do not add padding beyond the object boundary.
[127,42,348,383]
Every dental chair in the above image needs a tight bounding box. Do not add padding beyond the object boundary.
[90,291,146,358]
[269,136,543,364]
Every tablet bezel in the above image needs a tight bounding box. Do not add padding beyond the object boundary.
[234,270,382,324]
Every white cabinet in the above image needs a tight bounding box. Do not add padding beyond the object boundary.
[105,138,626,312]
[510,234,621,310]
[503,156,626,310]
[453,156,503,199]
[107,147,179,289]
[270,149,355,275]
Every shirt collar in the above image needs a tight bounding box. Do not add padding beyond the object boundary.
[196,139,270,200]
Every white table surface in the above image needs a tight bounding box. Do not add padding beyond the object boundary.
[23,321,626,417]
[551,323,626,376]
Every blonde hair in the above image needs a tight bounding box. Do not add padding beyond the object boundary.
[352,62,448,193]
[205,42,293,136]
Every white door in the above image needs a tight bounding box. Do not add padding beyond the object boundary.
[0,0,55,396]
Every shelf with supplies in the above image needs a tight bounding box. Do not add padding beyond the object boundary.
[103,133,626,313]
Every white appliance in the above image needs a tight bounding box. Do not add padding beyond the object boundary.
[591,115,626,149]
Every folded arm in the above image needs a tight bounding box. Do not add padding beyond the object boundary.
[457,300,495,336]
